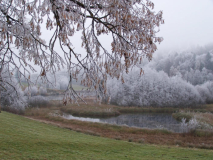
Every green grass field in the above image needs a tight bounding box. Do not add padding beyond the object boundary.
[0,112,213,160]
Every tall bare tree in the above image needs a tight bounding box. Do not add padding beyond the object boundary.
[0,0,164,104]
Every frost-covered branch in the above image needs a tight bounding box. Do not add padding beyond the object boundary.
[0,0,164,104]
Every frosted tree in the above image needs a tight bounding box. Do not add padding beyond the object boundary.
[107,67,203,107]
[148,45,213,85]
[0,67,25,113]
[24,85,38,96]
[196,81,213,103]
[0,0,164,104]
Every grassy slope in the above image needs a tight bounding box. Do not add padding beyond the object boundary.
[0,112,213,160]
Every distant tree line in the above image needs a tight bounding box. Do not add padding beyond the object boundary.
[107,45,213,107]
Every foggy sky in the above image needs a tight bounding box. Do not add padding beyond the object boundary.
[68,0,213,54]
[152,0,213,52]
[38,0,213,68]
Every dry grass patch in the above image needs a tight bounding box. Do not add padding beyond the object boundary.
[118,107,178,114]
[60,103,180,118]
[173,111,213,127]
[194,112,213,126]
[60,103,120,118]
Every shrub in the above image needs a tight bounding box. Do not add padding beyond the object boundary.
[24,86,38,96]
[1,102,25,115]
[39,87,47,96]
[180,118,200,133]
[1,80,26,114]
[28,96,49,108]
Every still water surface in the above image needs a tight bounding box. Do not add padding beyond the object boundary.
[63,113,183,133]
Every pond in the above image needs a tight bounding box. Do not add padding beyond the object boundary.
[62,113,183,133]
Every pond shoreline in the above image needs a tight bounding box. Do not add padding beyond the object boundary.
[23,113,213,149]
[22,102,213,149]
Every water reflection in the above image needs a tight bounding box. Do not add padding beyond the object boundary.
[63,113,182,133]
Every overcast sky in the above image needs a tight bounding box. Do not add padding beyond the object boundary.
[32,0,213,73]
[39,0,213,63]
[152,0,213,52]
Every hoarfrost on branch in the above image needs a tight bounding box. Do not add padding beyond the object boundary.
[0,0,164,103]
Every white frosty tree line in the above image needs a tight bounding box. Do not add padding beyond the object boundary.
[148,45,213,85]
[0,0,164,105]
[18,46,213,107]
[107,46,213,107]
[2,45,213,110]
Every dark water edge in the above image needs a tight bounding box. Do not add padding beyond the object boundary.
[62,113,183,133]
